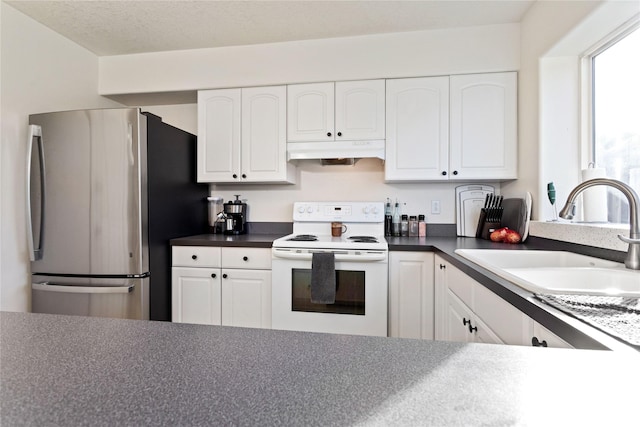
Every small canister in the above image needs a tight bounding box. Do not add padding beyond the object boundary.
[207,196,224,234]
[418,214,427,237]
[401,214,409,237]
[409,215,419,236]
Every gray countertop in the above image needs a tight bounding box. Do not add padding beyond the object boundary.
[1,311,638,426]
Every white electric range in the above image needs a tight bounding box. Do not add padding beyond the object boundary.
[271,202,388,337]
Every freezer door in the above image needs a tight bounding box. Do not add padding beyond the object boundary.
[31,276,149,320]
[28,109,148,276]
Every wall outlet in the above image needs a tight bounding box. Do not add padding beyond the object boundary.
[431,200,441,215]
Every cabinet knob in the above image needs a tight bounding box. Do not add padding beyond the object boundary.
[453,170,459,176]
[223,273,228,279]
[531,337,548,347]
[243,256,248,261]
[242,174,247,179]
[337,131,342,137]
[441,171,447,176]
[327,132,332,137]
[191,255,197,260]
[463,318,471,326]
[232,174,238,179]
[468,324,477,333]
[211,273,216,278]
[439,264,446,269]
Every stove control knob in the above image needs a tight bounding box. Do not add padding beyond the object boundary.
[307,206,314,213]
[363,206,370,214]
[371,206,379,215]
[297,206,306,214]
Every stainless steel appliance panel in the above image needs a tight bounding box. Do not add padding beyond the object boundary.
[31,276,149,320]
[29,109,146,276]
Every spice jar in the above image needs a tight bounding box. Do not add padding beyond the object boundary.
[400,214,409,236]
[409,215,419,236]
[418,214,427,237]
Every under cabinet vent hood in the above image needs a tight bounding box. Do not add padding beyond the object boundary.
[287,140,385,161]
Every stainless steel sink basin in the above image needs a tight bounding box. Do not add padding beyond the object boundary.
[454,249,640,297]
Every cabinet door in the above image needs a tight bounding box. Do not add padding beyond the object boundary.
[335,80,385,141]
[449,72,517,180]
[443,289,475,343]
[385,77,449,181]
[389,252,435,339]
[221,269,272,329]
[287,82,334,142]
[197,89,241,182]
[171,267,221,325]
[241,86,294,183]
[473,280,532,346]
[471,314,504,345]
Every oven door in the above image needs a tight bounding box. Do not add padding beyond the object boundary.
[271,248,388,337]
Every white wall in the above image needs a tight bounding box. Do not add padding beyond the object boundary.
[0,3,121,312]
[100,24,520,96]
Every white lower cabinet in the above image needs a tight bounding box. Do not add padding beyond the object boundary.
[435,254,538,347]
[221,268,271,329]
[388,252,435,339]
[172,267,222,325]
[172,246,271,329]
[171,246,222,325]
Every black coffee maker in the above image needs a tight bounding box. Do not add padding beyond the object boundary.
[223,195,247,235]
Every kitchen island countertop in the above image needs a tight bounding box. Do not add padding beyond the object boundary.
[1,311,638,426]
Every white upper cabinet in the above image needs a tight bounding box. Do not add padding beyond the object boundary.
[334,80,385,140]
[287,80,385,142]
[385,72,517,182]
[449,72,517,180]
[197,89,240,183]
[287,82,334,142]
[385,76,450,181]
[197,86,295,184]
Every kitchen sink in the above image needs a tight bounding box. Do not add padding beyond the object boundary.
[455,249,639,297]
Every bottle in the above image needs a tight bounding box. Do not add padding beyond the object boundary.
[409,215,418,236]
[418,214,427,237]
[392,200,401,237]
[384,198,392,236]
[401,214,409,236]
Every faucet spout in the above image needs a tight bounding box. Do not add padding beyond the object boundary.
[558,178,640,269]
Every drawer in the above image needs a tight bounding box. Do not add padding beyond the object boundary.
[222,247,271,270]
[172,246,221,268]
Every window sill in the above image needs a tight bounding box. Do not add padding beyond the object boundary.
[529,221,628,252]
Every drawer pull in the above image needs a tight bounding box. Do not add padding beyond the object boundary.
[243,256,248,261]
[211,273,216,279]
[532,337,548,347]
[191,255,197,260]
[223,274,228,279]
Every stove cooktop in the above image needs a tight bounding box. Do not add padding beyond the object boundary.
[274,233,388,250]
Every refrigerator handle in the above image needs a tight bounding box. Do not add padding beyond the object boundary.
[26,125,46,261]
[32,282,134,294]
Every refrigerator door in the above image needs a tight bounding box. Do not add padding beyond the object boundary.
[28,109,148,276]
[31,276,149,320]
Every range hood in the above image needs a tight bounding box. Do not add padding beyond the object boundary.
[287,140,385,162]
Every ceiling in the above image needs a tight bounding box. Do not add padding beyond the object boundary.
[6,0,535,56]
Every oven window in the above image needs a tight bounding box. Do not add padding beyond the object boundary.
[291,269,365,315]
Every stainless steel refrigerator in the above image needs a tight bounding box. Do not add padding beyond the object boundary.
[27,108,208,321]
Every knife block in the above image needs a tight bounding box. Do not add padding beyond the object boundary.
[475,209,502,240]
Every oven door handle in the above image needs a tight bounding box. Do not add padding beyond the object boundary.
[273,250,387,262]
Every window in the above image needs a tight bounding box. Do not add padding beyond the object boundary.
[590,24,640,224]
